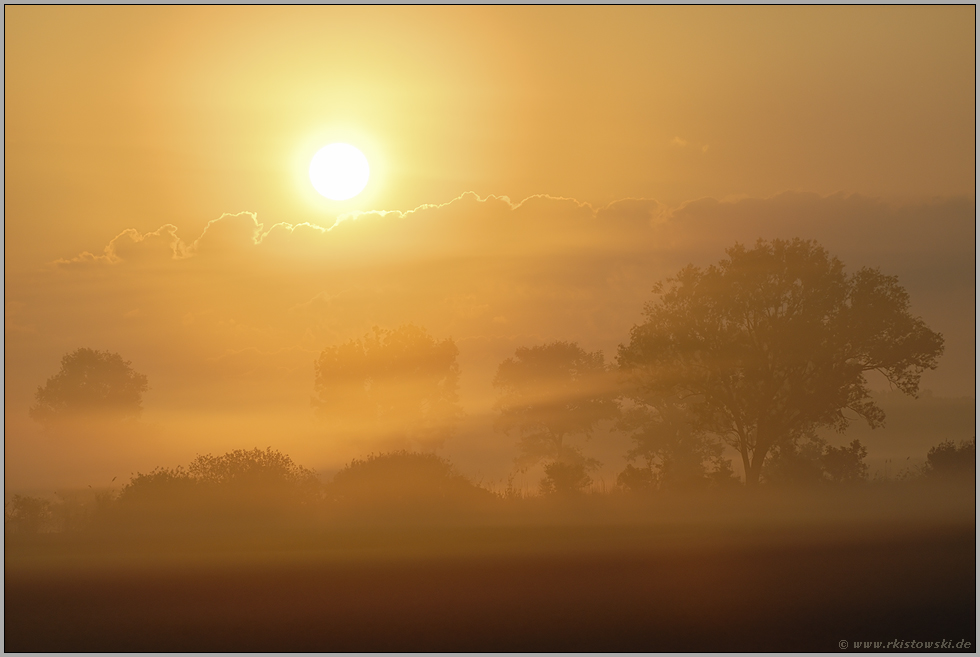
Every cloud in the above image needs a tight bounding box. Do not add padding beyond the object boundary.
[55,224,183,267]
[55,193,669,270]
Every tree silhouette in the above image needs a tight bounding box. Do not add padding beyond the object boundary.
[762,434,830,487]
[763,436,869,486]
[821,439,869,484]
[313,325,462,446]
[492,341,619,490]
[619,238,944,487]
[29,348,149,424]
[618,396,738,490]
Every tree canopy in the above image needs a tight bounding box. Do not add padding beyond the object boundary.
[618,238,944,486]
[29,348,149,424]
[313,325,462,446]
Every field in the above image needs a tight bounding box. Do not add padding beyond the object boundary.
[6,487,975,652]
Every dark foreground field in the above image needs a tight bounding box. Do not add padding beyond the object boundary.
[6,512,976,652]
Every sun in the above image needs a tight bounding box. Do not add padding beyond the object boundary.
[309,143,370,201]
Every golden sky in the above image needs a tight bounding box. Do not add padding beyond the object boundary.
[4,6,975,490]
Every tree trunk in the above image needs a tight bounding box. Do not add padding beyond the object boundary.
[744,458,763,487]
[738,442,756,487]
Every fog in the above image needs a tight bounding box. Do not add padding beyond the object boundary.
[6,6,974,652]
[5,193,975,492]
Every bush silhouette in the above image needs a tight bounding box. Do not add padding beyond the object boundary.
[763,436,870,486]
[327,451,492,512]
[822,439,870,484]
[923,439,975,481]
[539,461,592,495]
[115,448,319,528]
[617,463,656,494]
[4,495,52,534]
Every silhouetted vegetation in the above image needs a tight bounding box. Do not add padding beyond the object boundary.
[29,347,149,424]
[922,438,976,481]
[493,341,619,493]
[618,238,945,486]
[537,461,593,495]
[617,397,739,491]
[821,439,870,484]
[8,240,971,651]
[313,325,462,446]
[4,494,52,534]
[762,435,870,487]
[111,448,320,530]
[326,450,494,516]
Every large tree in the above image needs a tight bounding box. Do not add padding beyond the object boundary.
[30,348,149,424]
[492,341,619,483]
[618,238,944,487]
[313,324,462,446]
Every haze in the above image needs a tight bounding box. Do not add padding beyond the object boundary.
[4,7,975,652]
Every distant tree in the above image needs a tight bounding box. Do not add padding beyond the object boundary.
[764,436,870,486]
[619,239,944,487]
[762,434,830,487]
[618,396,738,490]
[492,341,619,493]
[616,463,656,494]
[313,325,462,446]
[29,348,149,424]
[922,438,975,481]
[4,495,52,534]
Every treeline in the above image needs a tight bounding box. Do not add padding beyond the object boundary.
[5,438,975,536]
[25,238,963,500]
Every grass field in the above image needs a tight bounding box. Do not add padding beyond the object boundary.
[5,486,975,652]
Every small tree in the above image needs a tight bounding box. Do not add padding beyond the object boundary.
[313,325,462,446]
[763,434,830,487]
[493,341,619,493]
[4,495,52,534]
[619,239,944,487]
[822,439,869,484]
[30,348,149,424]
[618,397,737,490]
[539,461,593,496]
